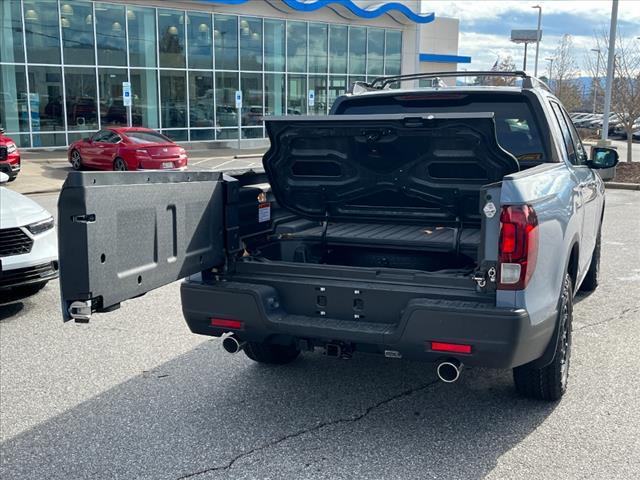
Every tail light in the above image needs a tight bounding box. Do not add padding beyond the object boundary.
[210,318,243,330]
[498,204,538,290]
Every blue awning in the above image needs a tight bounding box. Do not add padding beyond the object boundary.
[419,53,472,64]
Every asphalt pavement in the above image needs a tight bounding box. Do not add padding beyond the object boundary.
[1,190,639,479]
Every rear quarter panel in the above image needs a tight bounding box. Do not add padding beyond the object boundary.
[498,162,581,325]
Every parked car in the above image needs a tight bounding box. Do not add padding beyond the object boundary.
[0,172,58,295]
[0,128,21,182]
[67,127,188,171]
[57,71,618,401]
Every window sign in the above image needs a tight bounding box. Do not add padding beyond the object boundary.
[308,90,315,107]
[122,82,132,107]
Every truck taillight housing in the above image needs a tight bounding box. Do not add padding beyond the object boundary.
[498,204,538,290]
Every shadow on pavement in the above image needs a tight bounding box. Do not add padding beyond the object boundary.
[0,342,557,479]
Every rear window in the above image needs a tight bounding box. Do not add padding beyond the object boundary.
[333,93,546,162]
[125,131,171,144]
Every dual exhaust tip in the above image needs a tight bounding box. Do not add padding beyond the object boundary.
[222,336,462,383]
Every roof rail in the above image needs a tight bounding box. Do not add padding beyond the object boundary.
[366,71,551,92]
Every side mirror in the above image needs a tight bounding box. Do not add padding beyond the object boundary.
[0,172,9,184]
[589,146,619,169]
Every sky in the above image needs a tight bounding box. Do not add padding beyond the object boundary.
[423,0,640,76]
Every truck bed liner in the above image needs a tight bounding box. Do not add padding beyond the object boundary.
[278,221,481,252]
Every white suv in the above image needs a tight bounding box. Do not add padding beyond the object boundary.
[0,172,58,295]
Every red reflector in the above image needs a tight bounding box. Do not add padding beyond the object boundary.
[210,318,243,330]
[431,341,472,354]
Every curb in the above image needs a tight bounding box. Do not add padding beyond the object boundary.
[605,182,640,191]
[233,153,264,159]
[14,188,62,196]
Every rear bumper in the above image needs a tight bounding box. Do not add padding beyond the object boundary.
[180,280,556,369]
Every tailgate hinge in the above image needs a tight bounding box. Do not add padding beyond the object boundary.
[472,265,497,290]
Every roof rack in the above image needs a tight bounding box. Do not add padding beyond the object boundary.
[364,71,551,92]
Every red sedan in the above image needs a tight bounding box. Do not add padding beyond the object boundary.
[67,127,188,171]
[0,128,21,181]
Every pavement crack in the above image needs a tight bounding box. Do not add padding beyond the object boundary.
[575,304,640,331]
[176,379,439,479]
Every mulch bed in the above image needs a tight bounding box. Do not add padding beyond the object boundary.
[612,162,640,184]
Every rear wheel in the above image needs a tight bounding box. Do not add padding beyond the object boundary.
[113,157,127,171]
[70,150,83,170]
[580,230,601,292]
[244,341,300,365]
[513,273,573,401]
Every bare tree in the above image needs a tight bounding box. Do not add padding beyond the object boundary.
[550,34,583,112]
[586,30,640,162]
[475,56,517,86]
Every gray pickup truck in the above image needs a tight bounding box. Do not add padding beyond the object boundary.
[58,72,618,401]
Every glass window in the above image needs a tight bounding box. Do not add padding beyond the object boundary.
[287,74,306,115]
[130,69,158,128]
[215,71,238,127]
[189,72,214,128]
[160,70,186,128]
[95,2,127,66]
[309,23,328,74]
[265,73,285,117]
[217,128,238,140]
[98,68,128,127]
[240,17,262,71]
[242,128,263,139]
[348,27,366,75]
[367,28,384,76]
[187,12,212,69]
[24,0,61,64]
[28,66,64,133]
[162,129,187,142]
[65,67,98,131]
[329,25,347,74]
[241,73,262,126]
[32,132,66,147]
[128,6,156,68]
[60,1,94,65]
[308,76,327,115]
[0,0,24,62]
[328,76,347,110]
[287,21,307,73]
[385,30,401,75]
[0,65,29,134]
[214,15,238,70]
[190,129,215,141]
[126,130,169,144]
[264,19,284,72]
[158,9,185,68]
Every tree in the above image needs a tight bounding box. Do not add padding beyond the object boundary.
[475,56,517,86]
[549,34,583,112]
[586,30,640,162]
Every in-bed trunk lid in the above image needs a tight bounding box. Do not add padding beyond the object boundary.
[263,113,518,225]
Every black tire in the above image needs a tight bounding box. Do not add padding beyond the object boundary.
[580,230,601,292]
[113,157,127,171]
[513,273,573,401]
[244,341,300,365]
[70,149,83,170]
[8,174,17,182]
[12,281,48,297]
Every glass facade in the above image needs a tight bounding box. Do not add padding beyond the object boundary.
[0,0,403,147]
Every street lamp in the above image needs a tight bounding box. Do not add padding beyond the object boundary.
[591,48,601,114]
[545,57,554,86]
[532,5,542,76]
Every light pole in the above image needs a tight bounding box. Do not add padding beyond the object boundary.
[532,5,542,76]
[545,57,554,86]
[591,48,601,114]
[601,0,618,143]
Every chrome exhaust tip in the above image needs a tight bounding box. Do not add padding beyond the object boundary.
[436,358,463,383]
[222,335,245,354]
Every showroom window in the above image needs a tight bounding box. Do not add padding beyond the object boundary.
[23,0,61,64]
[367,28,385,77]
[160,70,187,128]
[65,67,98,131]
[240,17,262,71]
[158,9,186,68]
[61,1,94,65]
[264,19,285,72]
[287,21,307,73]
[28,66,64,132]
[349,26,366,75]
[0,65,29,134]
[329,25,347,74]
[385,30,402,75]
[188,12,213,69]
[99,68,128,127]
[95,3,127,66]
[128,6,156,68]
[309,23,328,74]
[215,15,238,70]
[130,69,158,129]
[0,0,25,63]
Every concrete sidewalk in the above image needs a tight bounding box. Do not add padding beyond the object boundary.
[8,147,267,195]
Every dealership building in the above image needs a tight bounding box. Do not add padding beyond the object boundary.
[0,0,469,148]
